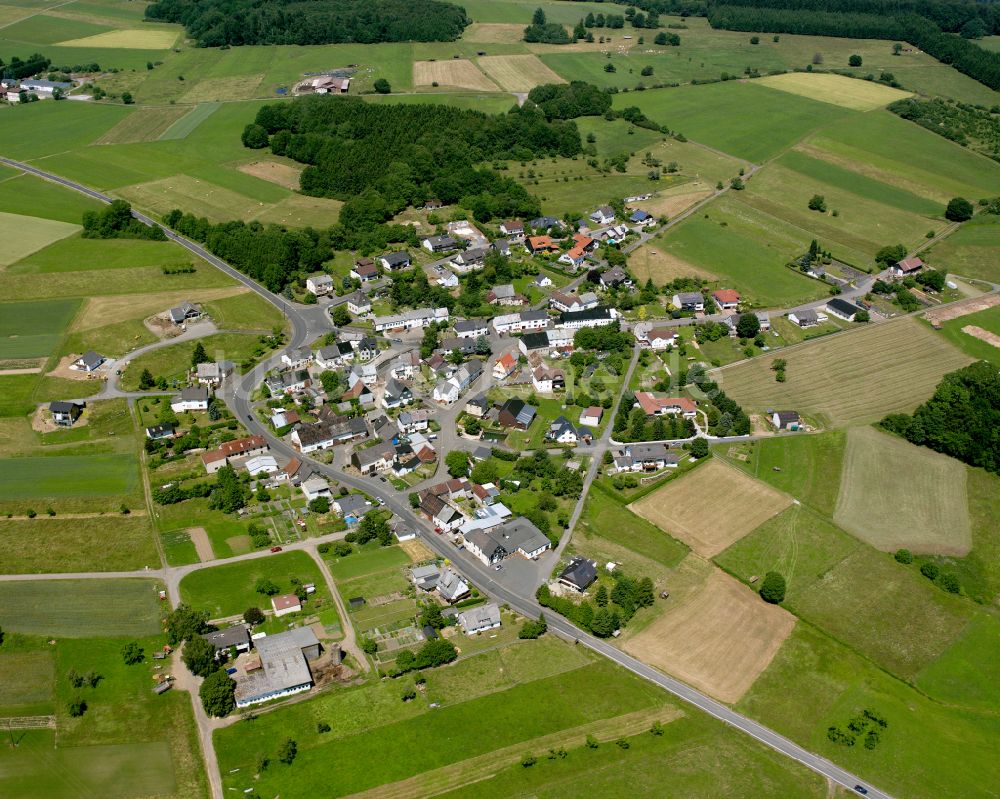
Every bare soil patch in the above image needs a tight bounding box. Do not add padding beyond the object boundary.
[399,538,435,562]
[924,293,1000,324]
[31,404,88,433]
[477,55,565,92]
[75,288,246,331]
[636,188,713,220]
[237,161,303,191]
[461,23,525,44]
[226,535,251,555]
[623,568,796,703]
[413,59,499,92]
[630,460,791,557]
[188,527,214,562]
[628,241,716,286]
[961,324,1000,348]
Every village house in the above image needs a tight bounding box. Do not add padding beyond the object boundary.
[170,385,210,413]
[493,350,518,380]
[558,556,598,592]
[590,205,615,225]
[334,493,371,518]
[346,291,371,316]
[890,256,923,278]
[645,328,678,351]
[453,246,488,269]
[629,209,655,228]
[458,602,502,635]
[612,442,679,472]
[788,309,823,328]
[464,517,551,566]
[672,292,705,312]
[600,266,632,289]
[557,306,618,330]
[389,351,420,381]
[635,392,697,418]
[454,318,488,339]
[266,369,310,396]
[420,491,464,532]
[465,394,490,419]
[201,626,252,658]
[579,406,603,427]
[146,423,175,440]
[438,337,476,357]
[487,284,524,306]
[525,235,560,255]
[499,220,524,238]
[200,435,269,474]
[72,350,106,372]
[532,273,553,288]
[397,409,430,434]
[305,274,334,296]
[350,259,379,283]
[244,455,278,477]
[381,378,413,409]
[772,410,801,430]
[281,346,313,370]
[49,400,84,426]
[301,476,332,502]
[437,566,471,603]
[519,331,551,357]
[532,365,565,394]
[497,398,537,429]
[546,415,590,445]
[373,307,449,333]
[756,311,771,331]
[169,301,201,325]
[529,216,562,232]
[422,235,459,253]
[196,361,233,387]
[378,251,411,271]
[712,289,741,310]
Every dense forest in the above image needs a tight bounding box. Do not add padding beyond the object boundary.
[881,361,1000,475]
[889,97,1000,161]
[249,95,582,223]
[145,0,469,46]
[705,0,1000,90]
[527,81,614,119]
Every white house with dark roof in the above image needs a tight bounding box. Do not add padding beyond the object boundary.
[458,602,501,635]
[170,386,209,412]
[346,291,371,316]
[378,251,411,271]
[73,351,105,372]
[168,301,200,325]
[306,274,334,296]
[454,318,488,338]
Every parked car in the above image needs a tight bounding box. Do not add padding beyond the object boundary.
[270,546,283,553]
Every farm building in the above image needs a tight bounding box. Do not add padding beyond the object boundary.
[890,257,923,278]
[234,627,322,708]
[579,406,603,426]
[826,298,863,322]
[201,626,252,657]
[464,517,550,565]
[271,594,302,617]
[497,398,537,429]
[772,411,801,430]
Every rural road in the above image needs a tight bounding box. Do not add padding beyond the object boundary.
[2,154,893,799]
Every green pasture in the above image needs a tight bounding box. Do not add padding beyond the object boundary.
[158,102,221,140]
[0,453,138,499]
[739,624,1000,799]
[614,82,854,163]
[0,212,80,268]
[0,172,104,223]
[809,111,1000,203]
[0,516,158,573]
[0,637,55,714]
[120,332,260,389]
[203,291,286,331]
[658,195,829,306]
[0,102,128,160]
[326,542,410,581]
[460,0,626,24]
[364,92,516,114]
[0,579,162,636]
[915,615,1000,712]
[0,13,110,44]
[0,297,80,359]
[925,215,1000,284]
[935,306,1000,366]
[8,236,196,274]
[178,550,326,618]
[724,431,846,516]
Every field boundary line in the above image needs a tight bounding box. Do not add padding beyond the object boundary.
[340,703,682,799]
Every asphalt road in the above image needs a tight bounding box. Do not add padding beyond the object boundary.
[2,155,891,799]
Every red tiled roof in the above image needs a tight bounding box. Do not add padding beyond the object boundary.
[220,436,266,457]
[271,594,301,611]
[712,289,741,304]
[635,392,696,415]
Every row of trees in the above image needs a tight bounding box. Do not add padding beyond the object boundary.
[889,97,1000,159]
[881,361,999,475]
[145,0,469,46]
[250,97,580,224]
[536,571,655,637]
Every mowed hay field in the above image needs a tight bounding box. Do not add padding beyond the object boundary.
[630,460,791,557]
[414,59,499,91]
[834,426,971,555]
[0,297,80,359]
[623,568,796,703]
[478,54,565,91]
[715,317,973,427]
[0,212,80,267]
[55,27,178,48]
[0,579,162,637]
[94,106,190,145]
[756,72,911,111]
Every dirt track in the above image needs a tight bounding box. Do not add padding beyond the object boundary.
[924,293,1000,324]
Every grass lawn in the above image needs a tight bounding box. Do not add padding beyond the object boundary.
[738,623,1000,799]
[721,431,846,517]
[7,235,197,274]
[0,453,138,499]
[160,528,200,566]
[925,215,1000,284]
[0,579,162,637]
[0,212,80,268]
[914,615,1000,712]
[203,289,286,331]
[0,101,128,160]
[613,82,855,163]
[0,297,80,360]
[0,636,55,714]
[178,550,327,618]
[120,332,264,389]
[326,542,411,581]
[714,317,973,427]
[657,195,830,306]
[0,172,104,224]
[577,481,690,569]
[0,516,158,573]
[216,656,664,798]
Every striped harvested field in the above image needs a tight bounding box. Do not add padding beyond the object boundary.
[95,106,190,145]
[714,317,973,428]
[757,72,911,112]
[413,59,498,92]
[478,54,565,91]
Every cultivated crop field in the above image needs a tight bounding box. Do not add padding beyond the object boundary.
[0,298,80,359]
[0,453,139,500]
[0,579,162,636]
[413,59,499,91]
[0,516,159,573]
[715,317,973,427]
[94,106,191,144]
[56,28,179,48]
[630,460,791,557]
[624,568,796,703]
[756,72,911,111]
[478,54,566,91]
[834,426,971,555]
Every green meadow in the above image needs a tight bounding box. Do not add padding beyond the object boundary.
[0,453,138,499]
[925,214,1000,283]
[0,298,80,359]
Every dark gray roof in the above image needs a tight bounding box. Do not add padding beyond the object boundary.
[559,306,614,324]
[559,556,597,590]
[380,250,411,266]
[201,626,251,651]
[520,332,549,350]
[827,298,861,316]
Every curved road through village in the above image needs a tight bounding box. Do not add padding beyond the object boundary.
[2,155,893,799]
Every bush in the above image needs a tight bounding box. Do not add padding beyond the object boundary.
[808,194,827,212]
[894,548,913,564]
[68,697,87,717]
[759,571,786,604]
[849,54,862,66]
[255,577,279,596]
[373,78,391,94]
[243,606,265,625]
[945,196,973,222]
[278,738,297,764]
[938,572,960,593]
[121,641,144,665]
[200,669,237,716]
[920,562,940,580]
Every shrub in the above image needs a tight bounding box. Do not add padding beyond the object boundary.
[849,54,862,66]
[920,562,940,580]
[945,197,973,222]
[894,549,913,564]
[938,572,960,593]
[759,571,786,604]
